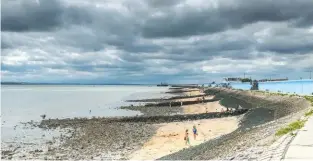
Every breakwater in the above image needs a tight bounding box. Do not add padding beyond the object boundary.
[38,109,248,129]
[144,98,220,107]
[165,89,200,94]
[126,94,208,102]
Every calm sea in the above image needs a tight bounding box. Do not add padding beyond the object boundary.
[1,85,171,150]
[230,79,313,95]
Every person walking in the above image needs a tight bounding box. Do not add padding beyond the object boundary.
[192,125,198,140]
[184,129,190,145]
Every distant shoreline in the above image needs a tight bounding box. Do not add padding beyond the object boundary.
[1,82,155,86]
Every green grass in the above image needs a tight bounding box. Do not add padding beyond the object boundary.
[305,109,313,117]
[304,96,313,102]
[304,96,313,106]
[275,120,306,136]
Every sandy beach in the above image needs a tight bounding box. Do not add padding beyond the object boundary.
[182,90,205,96]
[182,100,227,114]
[174,95,214,102]
[129,117,239,160]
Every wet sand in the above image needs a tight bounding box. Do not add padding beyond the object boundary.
[182,100,227,114]
[183,90,204,96]
[174,95,213,102]
[129,117,239,160]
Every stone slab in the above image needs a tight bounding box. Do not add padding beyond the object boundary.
[291,131,313,146]
[284,146,313,159]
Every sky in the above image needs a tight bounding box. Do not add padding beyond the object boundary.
[1,0,313,84]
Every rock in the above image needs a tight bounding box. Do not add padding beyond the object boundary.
[46,141,53,144]
[34,149,43,152]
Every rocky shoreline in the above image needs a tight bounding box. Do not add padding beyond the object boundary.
[158,88,310,160]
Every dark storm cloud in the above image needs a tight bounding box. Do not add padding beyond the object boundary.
[145,0,183,8]
[1,0,91,32]
[258,42,313,54]
[141,0,313,38]
[291,11,313,27]
[1,0,64,31]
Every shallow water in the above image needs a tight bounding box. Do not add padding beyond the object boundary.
[1,85,171,150]
[231,79,313,95]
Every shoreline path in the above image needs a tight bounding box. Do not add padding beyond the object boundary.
[283,116,313,160]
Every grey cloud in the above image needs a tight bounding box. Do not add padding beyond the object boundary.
[258,41,313,54]
[1,40,11,49]
[256,27,313,54]
[1,0,94,32]
[2,0,313,83]
[145,0,183,8]
[141,0,313,38]
[1,0,64,31]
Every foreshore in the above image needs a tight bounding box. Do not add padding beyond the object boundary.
[160,88,310,160]
[2,87,311,160]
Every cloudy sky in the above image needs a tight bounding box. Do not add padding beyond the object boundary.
[1,0,313,84]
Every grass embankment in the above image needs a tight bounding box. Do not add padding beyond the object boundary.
[275,120,306,136]
[275,96,313,136]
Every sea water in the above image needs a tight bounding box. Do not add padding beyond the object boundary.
[1,85,171,151]
[231,79,313,95]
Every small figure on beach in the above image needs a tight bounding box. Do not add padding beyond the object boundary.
[192,125,198,140]
[89,110,91,113]
[184,129,190,145]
